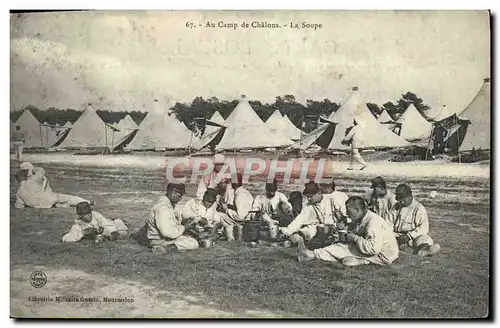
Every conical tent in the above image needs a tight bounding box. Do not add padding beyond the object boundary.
[265,111,302,141]
[396,104,433,141]
[57,105,116,149]
[191,111,228,151]
[42,123,70,148]
[64,121,73,128]
[216,96,293,150]
[111,114,139,148]
[459,78,491,151]
[326,88,409,150]
[14,110,43,148]
[125,101,196,150]
[378,110,394,123]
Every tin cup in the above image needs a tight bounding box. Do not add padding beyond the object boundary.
[317,224,331,239]
[234,225,244,242]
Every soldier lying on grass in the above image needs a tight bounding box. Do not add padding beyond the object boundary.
[62,202,128,243]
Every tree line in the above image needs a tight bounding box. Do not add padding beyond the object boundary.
[10,92,431,133]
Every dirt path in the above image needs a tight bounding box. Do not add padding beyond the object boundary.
[11,265,293,318]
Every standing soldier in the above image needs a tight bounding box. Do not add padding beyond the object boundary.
[12,126,25,162]
[343,118,368,171]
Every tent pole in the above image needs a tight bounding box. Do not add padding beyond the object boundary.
[39,124,43,148]
[105,122,108,152]
[425,125,434,161]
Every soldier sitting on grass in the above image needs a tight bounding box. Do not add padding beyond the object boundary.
[297,196,399,267]
[62,202,128,243]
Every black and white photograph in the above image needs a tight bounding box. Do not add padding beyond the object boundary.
[9,10,491,318]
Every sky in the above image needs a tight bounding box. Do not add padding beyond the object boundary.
[10,10,490,117]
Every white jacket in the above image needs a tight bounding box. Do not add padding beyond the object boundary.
[62,211,117,242]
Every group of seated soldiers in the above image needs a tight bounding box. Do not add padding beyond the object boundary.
[14,155,441,268]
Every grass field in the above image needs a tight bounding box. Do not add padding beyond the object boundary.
[10,158,490,318]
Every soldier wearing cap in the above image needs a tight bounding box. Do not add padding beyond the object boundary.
[365,176,398,221]
[343,118,368,171]
[250,178,293,227]
[297,196,399,267]
[319,179,349,216]
[62,202,128,243]
[196,154,233,202]
[387,184,441,257]
[280,181,340,248]
[183,188,222,227]
[146,182,199,253]
[15,162,91,209]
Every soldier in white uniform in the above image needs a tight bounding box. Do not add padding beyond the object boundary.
[280,181,339,248]
[183,188,221,227]
[365,176,398,221]
[14,162,91,209]
[62,202,128,243]
[343,118,368,171]
[250,179,293,227]
[387,184,441,257]
[298,196,399,267]
[229,173,254,220]
[12,126,25,162]
[147,183,199,253]
[196,154,233,203]
[319,179,349,215]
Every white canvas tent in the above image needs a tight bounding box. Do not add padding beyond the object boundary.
[64,121,73,128]
[191,112,228,150]
[40,123,69,148]
[265,110,302,141]
[14,110,43,148]
[125,100,197,150]
[57,105,120,149]
[111,114,139,148]
[459,78,490,151]
[118,115,138,130]
[396,104,433,141]
[203,111,225,136]
[290,87,409,151]
[215,95,293,150]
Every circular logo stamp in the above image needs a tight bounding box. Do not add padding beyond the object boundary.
[30,271,47,288]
